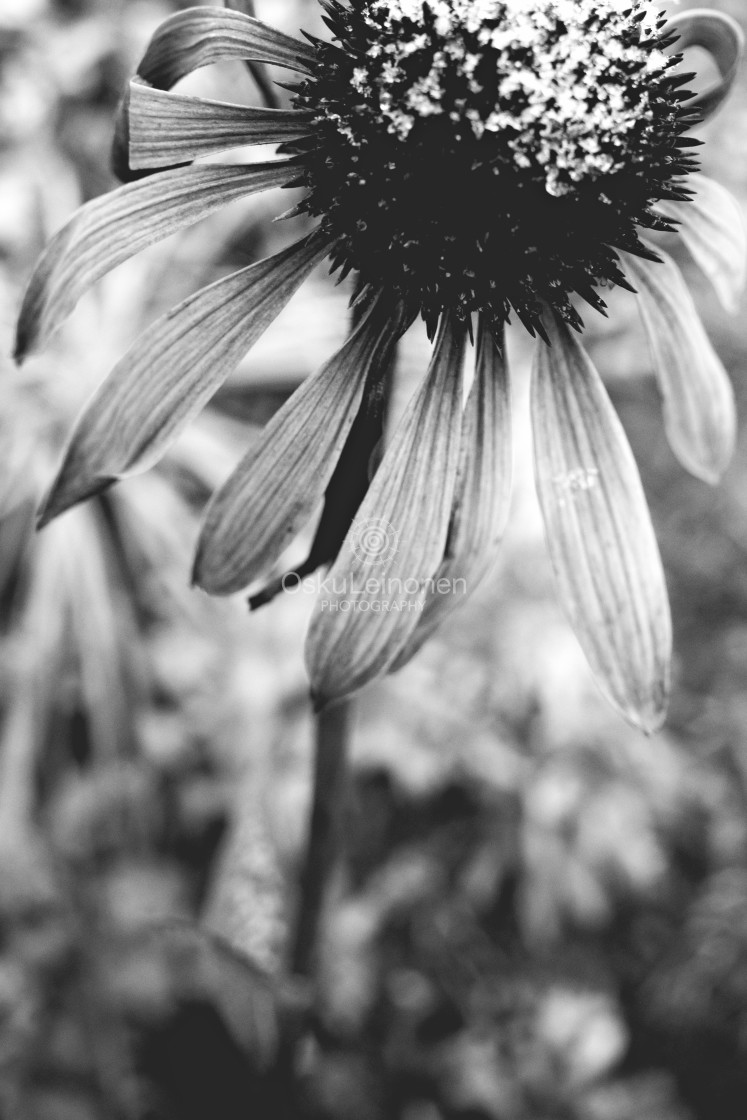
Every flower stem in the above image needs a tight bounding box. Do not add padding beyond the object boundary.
[291,699,354,979]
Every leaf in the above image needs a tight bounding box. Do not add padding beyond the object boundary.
[150,922,282,1073]
[392,322,513,668]
[62,508,138,761]
[666,9,744,120]
[624,248,736,484]
[532,319,671,733]
[38,233,329,526]
[128,81,313,170]
[658,176,746,314]
[137,5,314,89]
[306,316,466,708]
[193,296,402,594]
[15,160,294,359]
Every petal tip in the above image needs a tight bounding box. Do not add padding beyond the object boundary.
[190,537,240,597]
[631,700,668,737]
[678,429,735,486]
[305,632,355,711]
[607,675,669,736]
[308,675,356,714]
[696,464,726,487]
[619,660,671,736]
[310,689,330,715]
[38,467,114,529]
[35,505,54,532]
[14,307,39,364]
[190,541,212,592]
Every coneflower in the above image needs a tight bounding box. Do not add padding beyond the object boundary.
[15,0,745,733]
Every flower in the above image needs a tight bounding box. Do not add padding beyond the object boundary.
[14,0,745,732]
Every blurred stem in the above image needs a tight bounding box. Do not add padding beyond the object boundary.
[245,60,282,110]
[291,699,354,979]
[0,685,36,843]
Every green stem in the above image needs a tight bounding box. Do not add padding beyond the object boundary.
[291,699,354,979]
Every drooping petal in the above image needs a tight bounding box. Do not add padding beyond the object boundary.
[247,303,412,611]
[624,248,736,484]
[392,321,513,669]
[38,233,328,527]
[666,9,744,120]
[128,81,313,170]
[15,160,294,360]
[193,295,403,595]
[137,5,314,89]
[532,320,671,733]
[285,317,404,587]
[658,176,746,314]
[306,315,466,708]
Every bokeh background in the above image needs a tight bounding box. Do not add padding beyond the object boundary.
[2,1,747,1117]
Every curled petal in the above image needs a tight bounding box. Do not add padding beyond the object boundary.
[15,160,294,360]
[306,316,466,708]
[658,176,746,314]
[222,0,279,108]
[624,249,736,484]
[38,233,328,526]
[113,5,314,178]
[137,5,314,88]
[193,296,402,595]
[392,321,512,669]
[128,81,313,170]
[532,321,672,733]
[666,9,744,120]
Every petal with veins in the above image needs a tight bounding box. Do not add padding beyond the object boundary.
[659,176,746,314]
[128,81,313,170]
[138,5,314,89]
[15,160,295,359]
[392,321,512,668]
[306,315,466,708]
[193,296,403,595]
[39,233,329,526]
[532,319,671,733]
[624,248,736,484]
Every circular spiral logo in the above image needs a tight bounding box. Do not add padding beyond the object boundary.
[350,518,399,566]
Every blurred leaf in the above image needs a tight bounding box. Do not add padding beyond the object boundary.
[149,922,282,1069]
